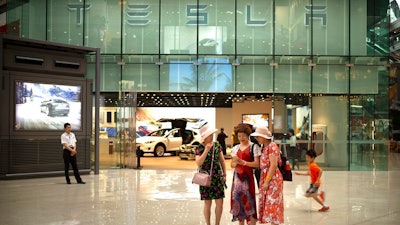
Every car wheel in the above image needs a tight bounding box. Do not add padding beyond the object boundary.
[154,144,165,157]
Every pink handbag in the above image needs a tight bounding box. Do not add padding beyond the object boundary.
[192,170,211,187]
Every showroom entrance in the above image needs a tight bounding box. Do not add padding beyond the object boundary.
[96,92,311,170]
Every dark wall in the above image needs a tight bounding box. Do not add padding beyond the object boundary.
[0,35,94,179]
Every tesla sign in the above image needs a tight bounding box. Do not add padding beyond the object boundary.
[67,3,327,27]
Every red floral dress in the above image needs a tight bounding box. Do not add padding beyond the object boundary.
[258,142,284,224]
[230,145,257,223]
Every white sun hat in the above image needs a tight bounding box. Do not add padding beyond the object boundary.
[199,124,218,142]
[250,126,273,139]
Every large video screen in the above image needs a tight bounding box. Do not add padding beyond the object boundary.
[15,81,82,130]
[242,113,269,129]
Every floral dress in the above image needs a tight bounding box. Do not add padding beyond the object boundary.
[230,145,257,223]
[195,142,225,200]
[258,142,284,224]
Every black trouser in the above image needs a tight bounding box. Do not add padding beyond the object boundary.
[254,168,261,188]
[63,149,82,183]
[289,146,297,168]
[220,142,227,155]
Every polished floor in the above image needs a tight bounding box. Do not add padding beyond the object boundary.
[1,153,400,225]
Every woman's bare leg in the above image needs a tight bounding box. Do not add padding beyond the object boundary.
[214,198,223,225]
[204,200,212,225]
[249,216,257,225]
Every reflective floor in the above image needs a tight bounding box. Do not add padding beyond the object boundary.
[1,153,400,225]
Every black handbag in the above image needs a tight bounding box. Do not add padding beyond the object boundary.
[279,153,293,181]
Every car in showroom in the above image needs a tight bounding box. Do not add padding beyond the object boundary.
[40,98,70,116]
[136,127,201,157]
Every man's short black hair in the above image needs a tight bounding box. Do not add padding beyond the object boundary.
[64,123,71,128]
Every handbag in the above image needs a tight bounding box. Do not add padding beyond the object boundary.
[192,144,216,187]
[249,144,261,186]
[279,153,293,181]
[192,170,211,187]
[267,143,293,182]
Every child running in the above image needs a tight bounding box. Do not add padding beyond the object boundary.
[294,149,329,212]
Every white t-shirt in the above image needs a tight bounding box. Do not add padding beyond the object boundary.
[289,135,297,147]
[231,142,262,159]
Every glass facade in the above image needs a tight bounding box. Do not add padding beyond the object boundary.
[4,0,391,171]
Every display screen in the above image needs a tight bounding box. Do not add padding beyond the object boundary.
[15,81,82,130]
[242,113,269,128]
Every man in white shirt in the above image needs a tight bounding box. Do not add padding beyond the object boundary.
[288,128,298,169]
[61,123,85,184]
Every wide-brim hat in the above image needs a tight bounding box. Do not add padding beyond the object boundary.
[199,125,218,142]
[250,127,273,139]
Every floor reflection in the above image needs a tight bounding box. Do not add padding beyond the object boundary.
[1,153,400,225]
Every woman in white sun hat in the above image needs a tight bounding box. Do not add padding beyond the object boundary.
[251,127,284,225]
[195,124,227,225]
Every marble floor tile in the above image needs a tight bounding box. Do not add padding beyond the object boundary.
[1,158,400,225]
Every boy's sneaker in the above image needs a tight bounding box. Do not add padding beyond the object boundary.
[318,206,330,212]
[319,191,325,202]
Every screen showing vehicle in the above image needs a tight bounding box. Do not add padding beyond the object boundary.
[15,81,82,130]
[242,113,269,128]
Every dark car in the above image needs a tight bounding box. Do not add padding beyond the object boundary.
[40,98,70,116]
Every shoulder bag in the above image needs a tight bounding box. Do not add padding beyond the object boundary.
[192,144,215,187]
[267,143,293,181]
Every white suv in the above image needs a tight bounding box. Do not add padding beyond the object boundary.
[137,128,201,157]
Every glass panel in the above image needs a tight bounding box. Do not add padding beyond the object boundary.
[123,0,160,54]
[160,0,197,54]
[350,0,368,55]
[366,0,390,56]
[236,0,273,54]
[25,1,46,40]
[85,0,108,50]
[160,56,234,92]
[275,64,311,93]
[115,96,137,169]
[236,65,273,92]
[312,96,348,169]
[312,0,349,55]
[198,0,235,54]
[93,0,121,53]
[5,5,22,37]
[275,0,311,55]
[160,61,197,92]
[123,64,160,91]
[98,56,121,92]
[349,95,389,170]
[47,0,85,45]
[350,64,380,94]
[198,57,234,91]
[313,60,348,94]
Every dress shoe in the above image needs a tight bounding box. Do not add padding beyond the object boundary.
[77,181,85,184]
